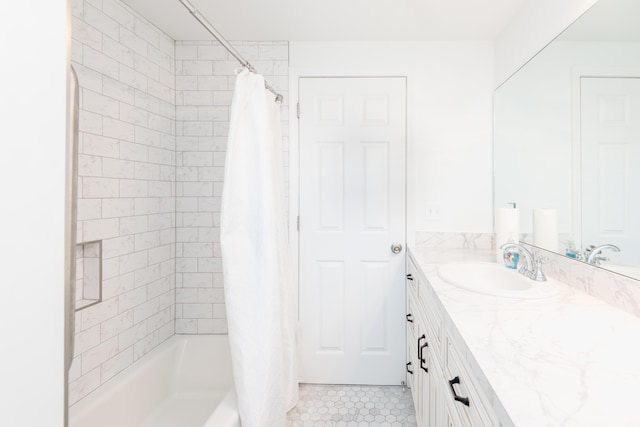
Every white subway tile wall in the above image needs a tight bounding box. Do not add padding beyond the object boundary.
[174,40,289,335]
[69,0,176,406]
[70,0,289,407]
[69,0,288,404]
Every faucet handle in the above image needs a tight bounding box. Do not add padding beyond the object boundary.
[531,255,547,282]
[590,255,610,266]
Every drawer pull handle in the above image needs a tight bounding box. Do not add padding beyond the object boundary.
[406,362,413,375]
[420,342,429,373]
[406,313,414,323]
[406,274,414,281]
[448,376,470,407]
[417,334,426,360]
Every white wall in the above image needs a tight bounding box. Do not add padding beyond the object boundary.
[289,42,495,236]
[0,1,68,426]
[494,0,599,87]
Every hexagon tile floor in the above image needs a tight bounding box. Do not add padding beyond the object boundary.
[286,384,418,427]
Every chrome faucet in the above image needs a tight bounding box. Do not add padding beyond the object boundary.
[585,244,620,265]
[500,243,533,275]
[500,243,547,282]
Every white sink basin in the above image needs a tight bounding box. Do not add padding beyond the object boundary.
[437,262,558,299]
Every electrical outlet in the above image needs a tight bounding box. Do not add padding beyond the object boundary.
[426,203,442,221]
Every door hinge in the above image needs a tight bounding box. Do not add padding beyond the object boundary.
[297,215,300,231]
[296,102,300,119]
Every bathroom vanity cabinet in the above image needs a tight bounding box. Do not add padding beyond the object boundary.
[407,257,498,427]
[407,246,640,427]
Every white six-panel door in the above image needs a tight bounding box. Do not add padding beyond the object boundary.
[581,77,640,266]
[298,77,406,385]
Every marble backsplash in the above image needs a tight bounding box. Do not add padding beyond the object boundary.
[414,232,493,250]
[415,232,640,319]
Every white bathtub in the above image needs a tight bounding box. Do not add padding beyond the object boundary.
[69,335,240,427]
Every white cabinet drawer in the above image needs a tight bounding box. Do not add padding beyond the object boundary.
[444,337,497,427]
[414,309,431,373]
[408,257,420,297]
[407,331,417,387]
[408,329,423,422]
[416,279,443,361]
[407,291,419,338]
[406,291,418,401]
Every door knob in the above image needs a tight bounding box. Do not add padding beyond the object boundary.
[391,243,403,254]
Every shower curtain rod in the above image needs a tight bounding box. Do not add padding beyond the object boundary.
[178,0,284,103]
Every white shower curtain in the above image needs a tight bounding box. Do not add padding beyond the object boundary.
[220,69,298,427]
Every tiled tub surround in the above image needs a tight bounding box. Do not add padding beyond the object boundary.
[70,0,177,405]
[69,0,291,405]
[173,40,289,334]
[410,246,640,426]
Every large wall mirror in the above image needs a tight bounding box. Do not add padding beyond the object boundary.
[494,0,640,280]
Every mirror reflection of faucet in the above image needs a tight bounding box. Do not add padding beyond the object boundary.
[584,244,621,265]
[500,243,547,282]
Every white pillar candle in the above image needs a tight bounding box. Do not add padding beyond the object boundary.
[495,207,520,264]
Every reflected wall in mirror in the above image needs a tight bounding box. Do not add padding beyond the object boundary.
[494,0,640,280]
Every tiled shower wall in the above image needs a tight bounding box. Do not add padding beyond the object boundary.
[69,0,176,405]
[69,0,290,406]
[174,41,289,334]
[64,1,640,410]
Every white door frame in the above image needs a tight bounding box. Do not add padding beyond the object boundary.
[570,67,640,249]
[288,68,415,321]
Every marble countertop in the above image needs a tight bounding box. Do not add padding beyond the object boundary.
[409,246,640,427]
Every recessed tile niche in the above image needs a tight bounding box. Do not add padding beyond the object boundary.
[75,240,102,311]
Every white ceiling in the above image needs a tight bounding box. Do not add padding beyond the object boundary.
[121,0,527,41]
